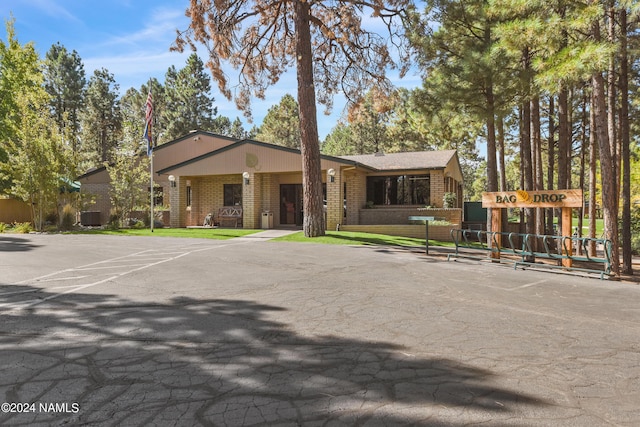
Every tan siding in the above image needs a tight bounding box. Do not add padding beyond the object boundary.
[162,144,346,177]
[80,183,111,225]
[0,198,31,223]
[153,134,235,171]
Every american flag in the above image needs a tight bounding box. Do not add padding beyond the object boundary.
[143,89,153,155]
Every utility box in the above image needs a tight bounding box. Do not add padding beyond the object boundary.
[261,211,273,229]
[80,211,101,226]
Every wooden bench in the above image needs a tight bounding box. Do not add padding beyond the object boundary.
[216,206,243,228]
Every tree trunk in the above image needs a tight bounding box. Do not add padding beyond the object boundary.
[588,92,597,256]
[295,0,325,237]
[521,47,534,239]
[619,8,632,274]
[497,115,507,192]
[521,99,534,236]
[557,87,569,237]
[578,94,588,254]
[607,1,618,200]
[531,96,544,237]
[592,16,619,276]
[547,96,555,235]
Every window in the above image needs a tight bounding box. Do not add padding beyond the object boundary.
[224,184,242,206]
[366,175,430,206]
[186,185,192,207]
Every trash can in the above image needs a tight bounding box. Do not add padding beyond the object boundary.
[261,211,273,229]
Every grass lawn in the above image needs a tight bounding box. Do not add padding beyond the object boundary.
[272,230,454,248]
[70,228,453,248]
[509,217,605,237]
[554,217,605,237]
[71,227,259,240]
[573,217,604,236]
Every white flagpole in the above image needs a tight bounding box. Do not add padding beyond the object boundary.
[146,79,154,233]
[150,147,154,233]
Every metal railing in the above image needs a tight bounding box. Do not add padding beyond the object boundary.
[448,229,613,279]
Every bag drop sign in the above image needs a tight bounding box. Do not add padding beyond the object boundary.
[482,189,583,208]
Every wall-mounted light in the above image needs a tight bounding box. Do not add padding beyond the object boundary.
[242,171,250,185]
[168,175,176,188]
[328,168,336,183]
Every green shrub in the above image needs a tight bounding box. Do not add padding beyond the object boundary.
[132,220,146,229]
[108,208,120,229]
[44,211,58,225]
[13,222,33,233]
[630,204,640,255]
[0,222,5,233]
[60,204,75,231]
[632,235,640,256]
[443,192,457,208]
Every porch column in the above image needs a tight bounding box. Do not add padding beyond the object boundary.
[169,176,185,228]
[242,171,260,228]
[430,170,445,208]
[345,170,365,225]
[326,168,342,231]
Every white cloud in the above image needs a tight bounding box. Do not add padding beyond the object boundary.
[83,50,190,89]
[80,6,189,88]
[25,0,79,23]
[98,7,185,49]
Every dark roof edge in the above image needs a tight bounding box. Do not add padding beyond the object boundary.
[77,165,108,180]
[365,166,447,173]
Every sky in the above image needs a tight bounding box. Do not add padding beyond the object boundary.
[1,0,422,140]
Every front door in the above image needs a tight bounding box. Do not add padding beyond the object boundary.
[280,184,303,226]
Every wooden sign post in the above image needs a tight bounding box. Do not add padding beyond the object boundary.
[481,190,584,267]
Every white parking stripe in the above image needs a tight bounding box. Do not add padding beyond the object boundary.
[3,240,250,311]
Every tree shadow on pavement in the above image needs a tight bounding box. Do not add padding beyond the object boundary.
[0,288,550,426]
[0,236,39,252]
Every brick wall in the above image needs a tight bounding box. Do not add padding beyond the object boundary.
[169,176,183,228]
[359,207,462,226]
[430,170,445,208]
[326,168,342,230]
[243,172,257,228]
[185,175,243,226]
[345,170,366,225]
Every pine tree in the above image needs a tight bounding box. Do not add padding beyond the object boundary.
[322,121,355,156]
[163,53,216,140]
[43,42,86,171]
[255,94,301,148]
[174,0,414,237]
[79,68,121,169]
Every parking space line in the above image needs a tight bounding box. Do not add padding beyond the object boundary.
[507,279,548,290]
[70,263,155,271]
[4,240,251,311]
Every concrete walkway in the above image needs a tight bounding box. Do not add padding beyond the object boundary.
[233,228,300,241]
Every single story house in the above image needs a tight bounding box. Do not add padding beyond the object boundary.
[78,130,464,238]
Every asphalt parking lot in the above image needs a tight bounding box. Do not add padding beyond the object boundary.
[0,232,639,426]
